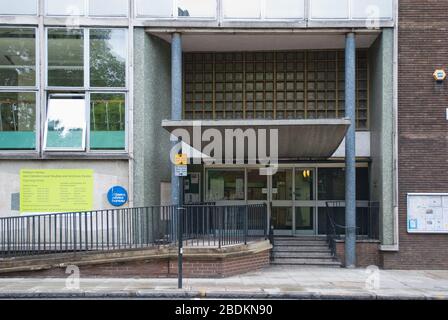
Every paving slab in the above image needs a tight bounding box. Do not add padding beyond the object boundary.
[0,266,447,299]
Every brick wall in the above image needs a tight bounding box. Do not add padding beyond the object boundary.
[335,241,381,268]
[1,251,270,278]
[383,0,448,269]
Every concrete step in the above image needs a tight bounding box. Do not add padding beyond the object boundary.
[271,258,342,267]
[274,241,329,247]
[273,246,331,253]
[273,252,333,259]
[274,237,327,241]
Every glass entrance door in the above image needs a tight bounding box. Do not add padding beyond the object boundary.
[271,168,294,235]
[294,168,316,235]
[271,168,317,236]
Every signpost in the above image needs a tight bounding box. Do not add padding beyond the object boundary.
[175,153,187,289]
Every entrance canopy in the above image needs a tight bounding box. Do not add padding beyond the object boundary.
[162,119,350,161]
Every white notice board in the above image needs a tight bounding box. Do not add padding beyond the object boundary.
[407,193,448,234]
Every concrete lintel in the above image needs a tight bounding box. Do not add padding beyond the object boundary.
[163,119,350,159]
[145,27,382,35]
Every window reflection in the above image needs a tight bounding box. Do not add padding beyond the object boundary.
[207,170,245,201]
[47,29,84,87]
[0,92,36,149]
[90,29,126,88]
[90,93,125,150]
[0,28,36,87]
[45,94,86,150]
[177,0,216,18]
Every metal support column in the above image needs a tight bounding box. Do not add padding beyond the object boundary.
[345,32,357,268]
[171,33,183,205]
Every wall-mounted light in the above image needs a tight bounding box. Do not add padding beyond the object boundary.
[433,69,446,82]
[302,170,311,179]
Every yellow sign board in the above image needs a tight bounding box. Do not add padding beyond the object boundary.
[20,169,94,213]
[175,154,188,165]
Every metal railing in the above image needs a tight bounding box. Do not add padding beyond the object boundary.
[325,201,380,256]
[0,204,268,258]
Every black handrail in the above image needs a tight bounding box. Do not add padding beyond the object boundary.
[0,204,268,258]
[325,201,380,256]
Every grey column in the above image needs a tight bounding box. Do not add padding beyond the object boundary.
[345,33,357,268]
[171,33,182,205]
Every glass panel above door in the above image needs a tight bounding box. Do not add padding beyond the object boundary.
[207,169,245,201]
[247,169,267,201]
[272,168,292,201]
[295,169,314,201]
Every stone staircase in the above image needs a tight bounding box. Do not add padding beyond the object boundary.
[272,236,341,267]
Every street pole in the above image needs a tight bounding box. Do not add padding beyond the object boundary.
[177,144,184,289]
[345,32,357,268]
[177,179,183,289]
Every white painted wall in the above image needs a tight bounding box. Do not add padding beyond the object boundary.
[331,131,371,158]
[0,160,129,217]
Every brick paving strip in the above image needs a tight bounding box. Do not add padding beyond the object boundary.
[0,266,447,300]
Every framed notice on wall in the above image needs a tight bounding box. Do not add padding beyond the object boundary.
[407,193,448,234]
[20,169,94,214]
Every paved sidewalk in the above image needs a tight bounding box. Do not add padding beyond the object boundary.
[0,266,447,299]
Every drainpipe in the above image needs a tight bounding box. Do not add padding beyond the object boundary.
[171,33,182,205]
[345,32,357,268]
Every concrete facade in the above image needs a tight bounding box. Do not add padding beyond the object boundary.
[368,28,395,246]
[133,30,172,207]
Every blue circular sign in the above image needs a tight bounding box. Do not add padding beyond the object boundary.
[107,186,128,207]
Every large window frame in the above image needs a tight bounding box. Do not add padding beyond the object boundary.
[135,0,218,20]
[44,27,128,154]
[0,0,39,16]
[0,26,39,153]
[222,0,306,21]
[45,0,129,18]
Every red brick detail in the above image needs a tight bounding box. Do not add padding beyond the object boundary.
[335,241,380,268]
[1,251,270,278]
[385,0,448,269]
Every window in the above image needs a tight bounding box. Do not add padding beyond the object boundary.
[265,0,305,19]
[89,0,128,17]
[44,27,128,153]
[247,169,267,201]
[310,0,350,19]
[136,0,216,18]
[0,28,36,87]
[0,92,36,149]
[223,0,261,19]
[177,0,216,18]
[136,0,173,17]
[0,0,37,15]
[90,29,126,88]
[90,93,125,150]
[207,170,245,201]
[317,167,370,200]
[44,94,86,151]
[183,51,369,130]
[47,29,84,87]
[46,0,85,16]
[351,0,393,19]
